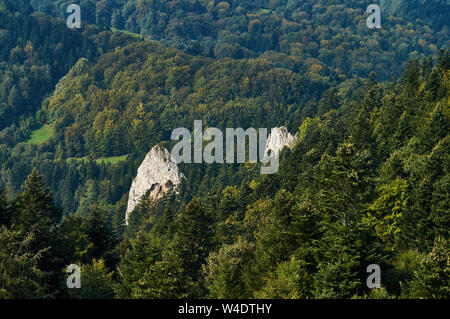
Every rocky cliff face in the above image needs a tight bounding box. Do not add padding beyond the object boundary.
[264,126,297,158]
[126,145,184,223]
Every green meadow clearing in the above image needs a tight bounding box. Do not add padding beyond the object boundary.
[27,125,54,144]
[67,155,128,165]
[111,27,143,39]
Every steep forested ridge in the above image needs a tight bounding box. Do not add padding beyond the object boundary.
[44,40,332,158]
[0,0,137,140]
[0,0,448,299]
[1,50,448,299]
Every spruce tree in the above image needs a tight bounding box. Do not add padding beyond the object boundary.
[172,198,213,296]
[0,226,47,298]
[13,168,61,231]
[84,205,118,267]
[12,168,63,296]
[116,231,187,298]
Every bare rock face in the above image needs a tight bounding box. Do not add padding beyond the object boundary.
[126,145,184,224]
[264,126,297,158]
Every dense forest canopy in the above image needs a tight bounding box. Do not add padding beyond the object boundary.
[0,0,448,299]
[0,0,137,134]
[28,0,450,81]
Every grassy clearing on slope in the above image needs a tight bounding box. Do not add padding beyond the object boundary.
[111,27,144,40]
[27,125,53,144]
[67,155,128,165]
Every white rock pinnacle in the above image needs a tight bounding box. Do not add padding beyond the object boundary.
[125,145,184,224]
[264,126,297,158]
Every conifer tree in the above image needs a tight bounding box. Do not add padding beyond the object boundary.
[84,205,118,267]
[350,75,381,151]
[116,231,187,298]
[0,226,47,298]
[13,168,61,231]
[315,143,373,227]
[12,168,63,296]
[171,198,213,296]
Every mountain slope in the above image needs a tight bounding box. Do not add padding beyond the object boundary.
[0,0,136,141]
[30,0,449,80]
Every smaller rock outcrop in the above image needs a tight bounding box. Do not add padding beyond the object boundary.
[264,126,297,158]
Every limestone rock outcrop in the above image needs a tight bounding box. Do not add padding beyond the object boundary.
[126,145,184,223]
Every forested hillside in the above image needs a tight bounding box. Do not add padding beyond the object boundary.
[0,0,448,299]
[384,0,449,29]
[124,52,449,299]
[44,40,333,158]
[1,51,448,299]
[0,0,136,141]
[30,0,449,80]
